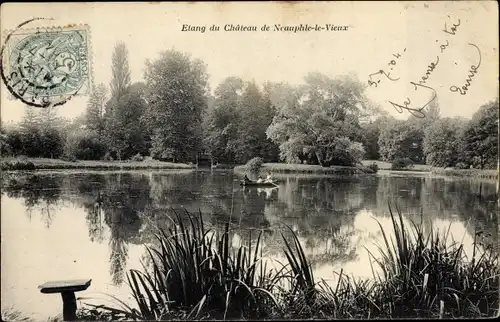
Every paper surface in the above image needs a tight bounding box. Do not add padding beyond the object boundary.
[0,2,498,321]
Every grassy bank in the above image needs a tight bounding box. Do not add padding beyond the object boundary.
[362,160,499,179]
[431,168,498,180]
[361,160,432,172]
[234,162,371,175]
[0,157,195,171]
[81,208,499,320]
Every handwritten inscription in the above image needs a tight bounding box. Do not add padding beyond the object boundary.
[368,16,480,118]
[449,43,482,95]
[389,83,437,118]
[443,18,461,35]
[411,38,452,88]
[416,55,440,86]
[368,49,406,87]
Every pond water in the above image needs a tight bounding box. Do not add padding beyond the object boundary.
[1,169,498,319]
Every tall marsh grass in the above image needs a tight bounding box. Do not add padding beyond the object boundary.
[88,207,499,320]
[365,204,499,318]
[1,308,33,321]
[86,210,281,320]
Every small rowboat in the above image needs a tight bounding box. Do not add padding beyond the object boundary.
[240,180,278,187]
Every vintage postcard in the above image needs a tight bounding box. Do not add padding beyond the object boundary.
[1,1,498,321]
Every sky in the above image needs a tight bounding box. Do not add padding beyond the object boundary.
[0,1,498,124]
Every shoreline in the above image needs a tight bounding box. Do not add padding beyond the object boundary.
[0,157,195,171]
[363,160,498,180]
[430,168,498,180]
[2,158,497,180]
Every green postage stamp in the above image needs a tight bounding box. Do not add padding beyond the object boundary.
[1,24,92,107]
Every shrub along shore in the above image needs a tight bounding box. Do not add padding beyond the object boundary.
[234,161,375,176]
[73,208,499,321]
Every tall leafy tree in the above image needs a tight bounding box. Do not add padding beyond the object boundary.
[423,117,466,167]
[361,120,382,160]
[378,119,424,163]
[203,77,244,164]
[414,97,441,129]
[144,50,209,162]
[17,107,43,157]
[85,83,108,139]
[40,114,65,159]
[106,82,149,159]
[104,42,134,159]
[39,107,62,129]
[20,106,41,132]
[11,107,65,158]
[0,123,11,155]
[234,81,279,163]
[459,99,498,169]
[267,73,367,166]
[110,42,131,100]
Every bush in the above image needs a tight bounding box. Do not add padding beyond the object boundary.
[40,127,65,158]
[75,137,106,160]
[391,157,414,170]
[61,154,78,162]
[1,159,36,171]
[130,153,144,162]
[246,157,264,174]
[102,152,114,161]
[64,131,107,161]
[2,126,65,158]
[366,162,379,173]
[455,162,469,169]
[17,155,29,161]
[3,129,23,156]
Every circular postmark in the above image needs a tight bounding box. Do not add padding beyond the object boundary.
[1,19,91,108]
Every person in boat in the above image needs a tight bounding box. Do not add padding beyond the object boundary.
[264,172,273,183]
[256,176,264,183]
[243,174,251,183]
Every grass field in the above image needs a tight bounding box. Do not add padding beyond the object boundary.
[0,157,195,171]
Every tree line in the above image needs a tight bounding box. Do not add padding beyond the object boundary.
[364,98,498,169]
[1,41,497,169]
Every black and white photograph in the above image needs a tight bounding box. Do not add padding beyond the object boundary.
[1,1,499,321]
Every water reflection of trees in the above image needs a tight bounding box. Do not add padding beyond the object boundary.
[102,174,150,285]
[2,173,63,227]
[76,174,108,243]
[86,201,105,243]
[2,171,497,284]
[373,176,498,241]
[251,176,366,267]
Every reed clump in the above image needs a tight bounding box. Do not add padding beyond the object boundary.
[86,207,499,320]
[85,210,282,320]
